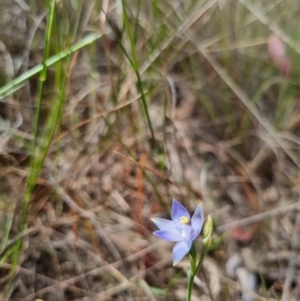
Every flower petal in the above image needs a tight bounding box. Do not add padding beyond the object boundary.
[153,230,183,242]
[191,204,204,235]
[171,199,190,223]
[187,229,200,242]
[151,218,177,231]
[172,240,192,265]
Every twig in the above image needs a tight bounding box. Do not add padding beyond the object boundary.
[217,201,300,232]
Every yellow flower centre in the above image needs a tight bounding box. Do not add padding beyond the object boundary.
[180,216,190,224]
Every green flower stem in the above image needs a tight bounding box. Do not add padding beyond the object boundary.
[186,245,208,301]
[189,241,197,272]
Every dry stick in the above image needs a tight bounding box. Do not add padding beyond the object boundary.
[249,143,273,172]
[53,93,142,143]
[217,200,300,232]
[115,151,174,183]
[139,279,157,301]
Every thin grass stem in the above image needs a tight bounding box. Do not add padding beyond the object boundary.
[120,0,156,148]
[0,33,102,99]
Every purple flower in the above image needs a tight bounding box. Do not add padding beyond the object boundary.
[151,199,204,265]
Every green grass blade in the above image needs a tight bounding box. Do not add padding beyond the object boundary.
[0,32,102,99]
[120,0,156,148]
[33,0,56,153]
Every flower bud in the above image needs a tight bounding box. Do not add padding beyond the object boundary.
[202,215,213,248]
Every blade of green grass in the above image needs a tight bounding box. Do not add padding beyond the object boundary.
[32,0,56,152]
[0,32,102,100]
[120,0,156,148]
[0,207,15,254]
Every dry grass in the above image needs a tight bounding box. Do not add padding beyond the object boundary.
[1,0,300,300]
